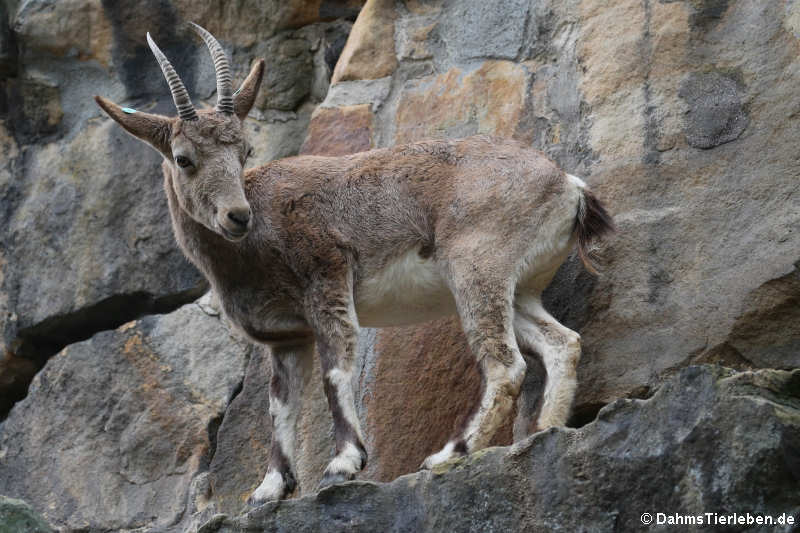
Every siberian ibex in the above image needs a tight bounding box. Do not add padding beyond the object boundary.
[95,24,614,504]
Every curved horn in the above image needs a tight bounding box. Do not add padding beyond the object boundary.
[147,32,198,121]
[189,22,234,115]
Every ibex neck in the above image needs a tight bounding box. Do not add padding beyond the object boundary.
[162,170,242,286]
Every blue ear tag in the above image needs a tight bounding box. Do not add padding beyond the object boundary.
[121,107,137,114]
[233,88,241,96]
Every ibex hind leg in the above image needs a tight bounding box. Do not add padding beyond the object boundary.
[421,253,526,469]
[512,204,583,433]
[513,293,581,432]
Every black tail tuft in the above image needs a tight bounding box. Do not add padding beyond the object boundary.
[575,189,615,274]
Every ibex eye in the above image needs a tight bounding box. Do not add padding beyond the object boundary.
[175,155,192,168]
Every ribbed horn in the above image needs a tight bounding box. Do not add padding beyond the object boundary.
[147,32,198,121]
[189,22,234,115]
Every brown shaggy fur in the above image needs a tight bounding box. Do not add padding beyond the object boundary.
[95,49,614,504]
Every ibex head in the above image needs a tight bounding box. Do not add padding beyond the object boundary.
[95,23,264,242]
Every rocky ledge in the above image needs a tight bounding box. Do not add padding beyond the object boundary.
[201,365,800,533]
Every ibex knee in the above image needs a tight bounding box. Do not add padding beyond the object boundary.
[484,350,526,397]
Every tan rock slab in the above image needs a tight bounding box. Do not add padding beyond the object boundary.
[395,61,529,144]
[300,104,374,156]
[331,0,397,83]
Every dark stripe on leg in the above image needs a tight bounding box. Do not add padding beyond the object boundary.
[268,438,296,495]
[323,374,367,470]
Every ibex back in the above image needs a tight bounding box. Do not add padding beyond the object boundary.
[95,24,614,505]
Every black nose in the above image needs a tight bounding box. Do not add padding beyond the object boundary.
[227,207,251,228]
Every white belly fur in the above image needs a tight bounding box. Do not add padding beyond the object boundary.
[354,176,582,328]
[354,247,456,327]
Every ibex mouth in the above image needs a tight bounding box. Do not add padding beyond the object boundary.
[217,217,250,242]
[218,222,249,242]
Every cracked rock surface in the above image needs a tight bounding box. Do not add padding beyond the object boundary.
[0,301,250,531]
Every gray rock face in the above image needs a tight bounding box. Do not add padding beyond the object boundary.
[3,111,207,348]
[0,2,15,77]
[205,346,276,516]
[256,35,314,111]
[0,300,250,531]
[679,70,749,149]
[202,365,800,533]
[721,262,800,369]
[437,0,529,62]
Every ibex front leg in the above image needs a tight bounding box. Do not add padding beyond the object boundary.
[306,275,367,490]
[249,341,314,504]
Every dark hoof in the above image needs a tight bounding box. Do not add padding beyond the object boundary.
[284,470,297,493]
[358,447,368,470]
[317,471,353,492]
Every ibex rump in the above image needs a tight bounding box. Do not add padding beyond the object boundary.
[94,24,614,505]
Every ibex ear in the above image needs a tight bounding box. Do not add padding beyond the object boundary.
[233,59,265,121]
[94,96,172,157]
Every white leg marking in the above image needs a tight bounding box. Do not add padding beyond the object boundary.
[325,441,364,476]
[421,441,457,469]
[250,347,312,504]
[269,397,296,463]
[326,367,365,443]
[250,470,286,503]
[422,336,527,470]
[462,380,499,450]
[567,173,587,189]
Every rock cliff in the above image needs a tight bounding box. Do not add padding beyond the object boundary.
[0,0,798,531]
